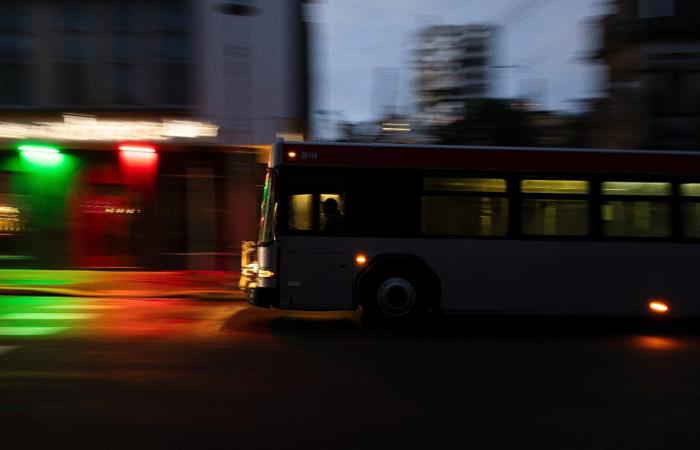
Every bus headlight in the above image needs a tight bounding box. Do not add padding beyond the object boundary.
[258,268,275,279]
[242,262,259,277]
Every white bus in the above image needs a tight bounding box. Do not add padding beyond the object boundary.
[246,140,700,321]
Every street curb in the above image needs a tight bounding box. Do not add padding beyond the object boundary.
[0,287,247,301]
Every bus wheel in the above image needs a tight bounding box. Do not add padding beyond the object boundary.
[363,274,427,322]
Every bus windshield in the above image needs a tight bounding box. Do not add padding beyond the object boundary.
[257,170,275,244]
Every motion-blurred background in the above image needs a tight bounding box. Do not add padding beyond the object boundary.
[0,0,698,271]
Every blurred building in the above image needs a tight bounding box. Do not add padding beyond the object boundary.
[589,0,700,150]
[337,114,419,144]
[0,0,309,269]
[413,24,496,127]
[312,109,345,141]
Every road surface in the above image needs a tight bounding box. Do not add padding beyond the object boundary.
[1,295,699,449]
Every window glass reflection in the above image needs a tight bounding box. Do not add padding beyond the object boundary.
[680,184,700,197]
[423,177,506,193]
[602,201,671,237]
[422,196,508,236]
[521,179,589,195]
[682,203,700,238]
[601,182,671,196]
[522,199,589,236]
[288,194,313,231]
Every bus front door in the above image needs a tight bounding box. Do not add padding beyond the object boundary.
[279,252,353,310]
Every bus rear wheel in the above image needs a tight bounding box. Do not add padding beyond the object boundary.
[362,274,427,323]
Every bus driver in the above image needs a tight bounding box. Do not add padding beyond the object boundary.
[322,198,343,232]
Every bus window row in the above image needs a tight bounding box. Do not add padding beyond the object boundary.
[421,177,700,239]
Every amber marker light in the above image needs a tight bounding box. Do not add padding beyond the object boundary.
[288,151,297,159]
[355,253,367,265]
[649,300,669,314]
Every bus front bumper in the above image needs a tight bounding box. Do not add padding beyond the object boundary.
[247,286,277,308]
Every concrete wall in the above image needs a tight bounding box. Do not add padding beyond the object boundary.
[194,0,307,144]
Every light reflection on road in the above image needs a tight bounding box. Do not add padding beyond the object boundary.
[0,296,243,339]
[634,335,684,351]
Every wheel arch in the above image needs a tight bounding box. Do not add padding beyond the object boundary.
[354,253,441,310]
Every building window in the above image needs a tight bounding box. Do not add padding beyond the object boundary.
[159,62,190,106]
[421,177,508,236]
[110,4,143,105]
[150,0,192,106]
[0,63,33,105]
[0,2,34,105]
[53,62,88,105]
[51,3,92,105]
[639,0,674,18]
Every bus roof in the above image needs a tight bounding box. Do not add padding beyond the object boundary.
[276,141,700,176]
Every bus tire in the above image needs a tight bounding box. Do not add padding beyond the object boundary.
[361,272,428,323]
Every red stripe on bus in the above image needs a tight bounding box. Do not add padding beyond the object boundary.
[282,144,700,175]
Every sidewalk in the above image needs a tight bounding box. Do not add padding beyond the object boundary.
[0,269,246,300]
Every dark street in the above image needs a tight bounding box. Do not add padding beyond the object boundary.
[1,296,699,449]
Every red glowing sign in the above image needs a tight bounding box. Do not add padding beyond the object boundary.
[118,143,157,154]
[118,143,158,186]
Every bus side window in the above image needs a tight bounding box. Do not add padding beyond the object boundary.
[421,177,508,237]
[600,181,671,238]
[289,194,313,231]
[680,183,700,238]
[319,193,344,233]
[520,179,590,236]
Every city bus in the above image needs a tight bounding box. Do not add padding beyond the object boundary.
[246,139,700,321]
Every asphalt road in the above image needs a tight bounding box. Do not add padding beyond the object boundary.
[1,296,700,450]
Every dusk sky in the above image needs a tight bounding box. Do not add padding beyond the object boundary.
[311,0,610,123]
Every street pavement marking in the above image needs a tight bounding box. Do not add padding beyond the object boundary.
[0,312,99,320]
[0,345,18,356]
[0,326,69,336]
[43,304,125,310]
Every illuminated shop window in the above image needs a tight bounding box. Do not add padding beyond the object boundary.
[0,205,21,234]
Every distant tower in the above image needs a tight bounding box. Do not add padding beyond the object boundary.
[413,24,496,125]
[370,67,400,119]
[518,78,548,109]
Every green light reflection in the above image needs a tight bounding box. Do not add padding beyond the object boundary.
[0,312,97,320]
[0,326,69,336]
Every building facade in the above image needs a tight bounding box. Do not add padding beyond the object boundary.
[0,0,308,269]
[589,0,700,150]
[413,24,496,127]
